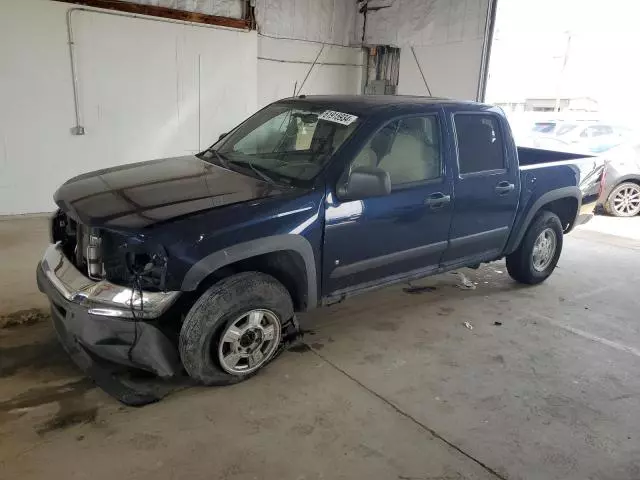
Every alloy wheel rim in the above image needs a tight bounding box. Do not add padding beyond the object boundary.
[218,309,281,375]
[532,228,557,272]
[613,185,640,216]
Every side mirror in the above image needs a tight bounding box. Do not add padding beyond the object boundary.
[337,166,391,201]
[218,132,228,141]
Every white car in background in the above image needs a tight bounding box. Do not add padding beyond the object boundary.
[516,134,577,152]
[530,121,634,154]
[552,123,625,153]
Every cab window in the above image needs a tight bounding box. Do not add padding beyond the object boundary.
[350,115,441,188]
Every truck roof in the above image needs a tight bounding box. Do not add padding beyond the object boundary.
[276,95,492,116]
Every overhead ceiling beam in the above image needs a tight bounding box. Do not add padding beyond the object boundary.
[55,0,250,29]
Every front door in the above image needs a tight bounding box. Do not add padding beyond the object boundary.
[441,111,519,266]
[323,113,453,296]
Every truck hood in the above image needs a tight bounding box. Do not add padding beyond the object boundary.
[54,156,296,229]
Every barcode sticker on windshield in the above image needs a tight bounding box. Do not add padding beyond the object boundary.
[318,110,359,126]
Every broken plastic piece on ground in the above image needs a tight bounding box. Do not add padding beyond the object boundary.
[463,321,473,330]
[494,321,503,326]
[456,272,476,290]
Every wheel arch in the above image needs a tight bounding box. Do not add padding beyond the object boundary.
[505,186,580,254]
[181,235,318,311]
[609,176,640,193]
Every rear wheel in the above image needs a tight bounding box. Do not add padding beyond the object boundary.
[604,182,640,217]
[506,211,563,285]
[179,272,293,385]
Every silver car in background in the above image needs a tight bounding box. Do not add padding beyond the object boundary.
[531,121,627,154]
[599,142,640,217]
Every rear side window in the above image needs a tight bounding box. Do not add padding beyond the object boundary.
[454,114,505,175]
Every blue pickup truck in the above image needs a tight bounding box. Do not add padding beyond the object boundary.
[38,96,603,390]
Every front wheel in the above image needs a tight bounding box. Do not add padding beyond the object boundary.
[179,272,293,385]
[506,211,563,285]
[604,182,640,217]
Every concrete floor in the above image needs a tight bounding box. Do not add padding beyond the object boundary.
[0,215,50,317]
[1,215,640,479]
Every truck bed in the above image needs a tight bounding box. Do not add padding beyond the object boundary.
[515,147,605,232]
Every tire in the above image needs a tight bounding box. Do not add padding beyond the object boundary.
[604,182,640,217]
[506,211,563,285]
[179,271,294,385]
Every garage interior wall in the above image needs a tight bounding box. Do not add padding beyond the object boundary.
[0,0,363,215]
[255,0,363,108]
[0,0,492,215]
[257,37,364,107]
[364,0,491,100]
[130,0,244,18]
[0,0,258,215]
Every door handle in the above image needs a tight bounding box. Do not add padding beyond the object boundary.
[425,192,451,209]
[495,181,515,195]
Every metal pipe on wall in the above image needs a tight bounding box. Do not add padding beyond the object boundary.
[198,53,202,151]
[65,6,247,136]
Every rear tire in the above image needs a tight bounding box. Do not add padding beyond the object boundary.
[604,182,640,217]
[506,211,563,285]
[179,272,293,385]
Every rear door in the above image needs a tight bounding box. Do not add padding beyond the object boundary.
[441,110,519,266]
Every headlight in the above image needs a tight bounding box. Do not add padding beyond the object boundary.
[82,281,180,319]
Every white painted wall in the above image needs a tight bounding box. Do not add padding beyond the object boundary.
[365,0,490,100]
[255,0,363,109]
[397,40,484,100]
[1,0,489,215]
[0,0,257,215]
[257,36,363,108]
[131,0,244,18]
[0,0,364,215]
[255,0,357,46]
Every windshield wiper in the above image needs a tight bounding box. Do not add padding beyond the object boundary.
[203,147,229,169]
[203,148,283,185]
[226,158,281,185]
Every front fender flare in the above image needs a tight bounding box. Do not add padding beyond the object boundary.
[181,234,318,309]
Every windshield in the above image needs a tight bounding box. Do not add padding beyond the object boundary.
[201,103,360,185]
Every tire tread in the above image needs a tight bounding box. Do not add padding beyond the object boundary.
[179,271,293,385]
[506,211,563,285]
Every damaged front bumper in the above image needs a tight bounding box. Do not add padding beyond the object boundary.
[36,243,183,378]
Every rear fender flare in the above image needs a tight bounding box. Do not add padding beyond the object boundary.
[180,234,318,309]
[505,186,581,254]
